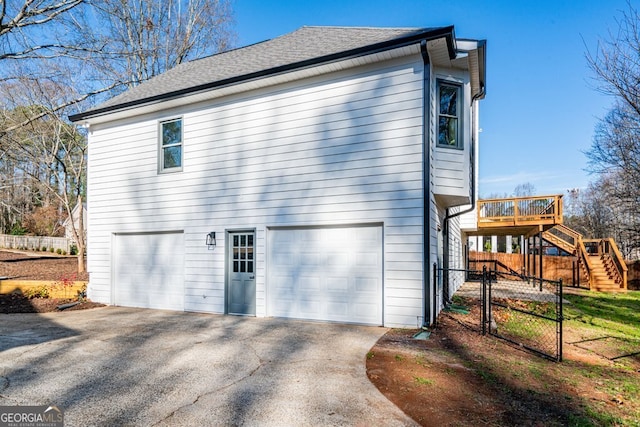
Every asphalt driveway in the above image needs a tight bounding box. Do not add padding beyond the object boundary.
[0,307,416,426]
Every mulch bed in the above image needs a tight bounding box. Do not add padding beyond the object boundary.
[0,250,88,281]
[1,249,100,313]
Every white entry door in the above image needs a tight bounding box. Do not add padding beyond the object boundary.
[113,232,184,311]
[267,226,383,325]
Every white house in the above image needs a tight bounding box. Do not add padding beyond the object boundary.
[62,201,86,245]
[70,26,486,328]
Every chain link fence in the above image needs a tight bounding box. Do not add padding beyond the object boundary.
[443,268,564,361]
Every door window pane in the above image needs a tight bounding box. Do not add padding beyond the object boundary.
[231,233,255,275]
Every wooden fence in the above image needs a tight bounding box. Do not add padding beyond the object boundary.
[0,234,72,253]
[470,251,640,290]
[469,251,587,285]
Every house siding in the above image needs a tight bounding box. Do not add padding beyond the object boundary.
[87,54,427,327]
[432,68,472,207]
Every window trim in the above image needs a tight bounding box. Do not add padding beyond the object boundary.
[159,117,183,173]
[436,80,463,150]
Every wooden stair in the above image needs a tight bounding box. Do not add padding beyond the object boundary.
[541,225,627,292]
[542,231,575,254]
[588,256,625,292]
[475,195,627,292]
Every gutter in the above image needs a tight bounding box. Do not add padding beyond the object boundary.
[420,39,432,328]
[69,26,457,123]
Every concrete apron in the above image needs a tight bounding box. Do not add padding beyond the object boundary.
[0,307,417,426]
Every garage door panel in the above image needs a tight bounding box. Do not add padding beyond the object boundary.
[326,277,348,292]
[114,232,184,311]
[327,302,348,316]
[267,226,382,325]
[355,277,379,293]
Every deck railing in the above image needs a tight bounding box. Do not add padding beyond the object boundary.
[478,195,563,228]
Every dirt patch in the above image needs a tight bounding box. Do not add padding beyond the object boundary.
[367,314,640,426]
[0,249,88,281]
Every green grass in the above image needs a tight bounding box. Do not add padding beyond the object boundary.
[561,290,640,426]
[564,290,640,340]
[413,376,434,386]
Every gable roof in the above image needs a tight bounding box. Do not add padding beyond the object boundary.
[70,25,461,123]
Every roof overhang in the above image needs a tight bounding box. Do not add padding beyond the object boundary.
[70,26,458,125]
[456,38,486,101]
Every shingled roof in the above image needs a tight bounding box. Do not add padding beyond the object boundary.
[70,25,456,122]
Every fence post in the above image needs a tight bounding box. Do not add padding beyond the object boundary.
[558,278,563,362]
[482,265,487,335]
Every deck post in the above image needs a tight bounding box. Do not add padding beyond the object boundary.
[532,236,536,281]
[538,230,543,290]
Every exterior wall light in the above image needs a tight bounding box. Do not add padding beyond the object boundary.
[206,232,216,249]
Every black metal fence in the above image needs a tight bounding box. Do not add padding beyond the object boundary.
[439,267,564,362]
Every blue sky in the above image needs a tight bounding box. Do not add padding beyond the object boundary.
[234,0,635,198]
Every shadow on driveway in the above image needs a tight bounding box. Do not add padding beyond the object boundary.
[0,307,416,426]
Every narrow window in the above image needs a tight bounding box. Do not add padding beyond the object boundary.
[437,82,462,149]
[160,118,182,172]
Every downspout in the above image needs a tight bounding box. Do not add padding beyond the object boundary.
[420,40,432,327]
[442,85,485,303]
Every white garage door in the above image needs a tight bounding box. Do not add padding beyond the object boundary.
[267,226,383,325]
[113,232,184,311]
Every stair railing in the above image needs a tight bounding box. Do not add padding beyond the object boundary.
[543,224,581,253]
[601,238,628,290]
[576,238,594,290]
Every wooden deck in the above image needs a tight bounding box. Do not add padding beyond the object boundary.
[469,194,626,291]
[475,195,563,236]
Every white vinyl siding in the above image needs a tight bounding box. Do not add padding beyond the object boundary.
[433,71,472,208]
[86,54,426,327]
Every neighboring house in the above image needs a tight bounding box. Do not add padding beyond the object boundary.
[70,26,486,328]
[63,202,87,244]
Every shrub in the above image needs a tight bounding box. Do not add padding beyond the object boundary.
[54,273,78,299]
[49,247,54,253]
[56,248,62,255]
[10,224,26,235]
[77,284,87,301]
[42,246,47,252]
[24,285,50,299]
[70,244,78,256]
[62,250,67,256]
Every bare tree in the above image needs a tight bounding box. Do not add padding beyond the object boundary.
[583,2,640,258]
[0,0,235,273]
[513,182,536,197]
[76,0,234,92]
[0,0,83,61]
[586,2,640,117]
[1,80,87,270]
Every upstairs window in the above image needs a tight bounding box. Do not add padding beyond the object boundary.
[160,118,182,172]
[437,81,462,149]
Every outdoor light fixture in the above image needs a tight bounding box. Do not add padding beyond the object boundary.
[206,232,216,249]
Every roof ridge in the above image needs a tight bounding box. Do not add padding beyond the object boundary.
[301,25,423,30]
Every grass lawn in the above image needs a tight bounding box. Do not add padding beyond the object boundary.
[558,290,640,425]
[371,288,640,426]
